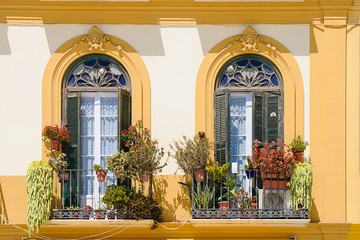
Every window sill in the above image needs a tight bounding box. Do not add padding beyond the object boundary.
[47,219,154,227]
[190,219,310,228]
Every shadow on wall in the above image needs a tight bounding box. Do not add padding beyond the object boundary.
[153,175,191,222]
[0,182,9,224]
[0,25,11,55]
[43,25,166,56]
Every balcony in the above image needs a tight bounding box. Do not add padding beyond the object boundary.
[189,169,309,220]
[51,169,152,220]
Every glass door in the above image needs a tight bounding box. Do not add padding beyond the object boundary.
[80,92,118,208]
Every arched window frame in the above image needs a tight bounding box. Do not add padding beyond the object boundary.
[213,54,284,166]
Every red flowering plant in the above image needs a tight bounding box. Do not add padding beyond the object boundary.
[120,120,166,181]
[42,124,70,143]
[170,134,214,175]
[252,139,297,178]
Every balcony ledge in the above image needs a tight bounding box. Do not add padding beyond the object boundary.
[190,219,310,228]
[47,219,154,227]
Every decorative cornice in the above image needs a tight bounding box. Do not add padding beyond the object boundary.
[227,26,276,52]
[72,26,123,52]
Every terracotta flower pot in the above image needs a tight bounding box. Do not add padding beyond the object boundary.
[96,170,107,182]
[260,170,285,180]
[58,171,69,182]
[194,168,206,182]
[218,201,231,211]
[115,173,121,179]
[51,140,61,151]
[263,179,288,189]
[293,152,304,163]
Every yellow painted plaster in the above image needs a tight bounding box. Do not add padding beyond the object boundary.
[0,176,27,224]
[41,26,151,160]
[346,25,360,223]
[195,27,304,145]
[310,19,347,222]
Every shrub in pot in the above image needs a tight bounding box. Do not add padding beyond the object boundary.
[106,150,136,179]
[170,133,214,181]
[127,193,162,221]
[288,135,309,162]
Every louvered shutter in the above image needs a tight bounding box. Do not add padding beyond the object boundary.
[63,92,81,207]
[253,92,264,142]
[214,89,230,166]
[253,91,281,143]
[65,92,81,169]
[266,92,281,142]
[118,88,131,151]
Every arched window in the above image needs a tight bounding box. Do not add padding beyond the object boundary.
[214,54,283,183]
[62,53,131,207]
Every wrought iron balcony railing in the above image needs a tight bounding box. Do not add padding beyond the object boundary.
[51,169,152,220]
[190,169,309,219]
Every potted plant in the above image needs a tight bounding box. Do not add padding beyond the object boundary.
[42,124,70,150]
[217,174,238,211]
[289,163,313,213]
[106,150,136,179]
[102,185,133,219]
[170,133,214,182]
[127,192,162,221]
[121,120,167,183]
[252,139,297,189]
[93,164,107,182]
[288,135,309,162]
[48,149,69,182]
[244,156,255,179]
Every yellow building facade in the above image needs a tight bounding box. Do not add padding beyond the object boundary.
[1,0,360,239]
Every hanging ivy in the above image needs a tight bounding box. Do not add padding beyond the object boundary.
[26,160,53,236]
[290,163,313,213]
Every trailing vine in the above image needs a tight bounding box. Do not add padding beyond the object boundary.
[26,160,53,236]
[290,163,313,213]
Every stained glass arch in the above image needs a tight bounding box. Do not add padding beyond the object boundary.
[63,54,131,91]
[215,54,282,90]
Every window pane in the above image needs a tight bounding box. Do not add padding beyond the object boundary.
[101,117,117,136]
[101,137,117,156]
[81,137,94,156]
[81,97,94,116]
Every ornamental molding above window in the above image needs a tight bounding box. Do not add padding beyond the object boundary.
[70,26,123,52]
[226,26,276,52]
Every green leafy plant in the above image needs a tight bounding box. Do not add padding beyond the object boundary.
[106,150,136,178]
[102,185,134,209]
[289,135,309,153]
[170,134,214,174]
[290,163,313,213]
[47,149,68,170]
[193,183,215,209]
[26,161,53,236]
[127,193,162,221]
[93,164,103,171]
[218,174,239,202]
[206,162,230,180]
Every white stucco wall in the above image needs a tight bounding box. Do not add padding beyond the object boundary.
[0,24,309,175]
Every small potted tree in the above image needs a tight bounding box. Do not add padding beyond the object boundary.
[121,120,167,183]
[288,135,309,162]
[93,164,107,182]
[170,133,214,182]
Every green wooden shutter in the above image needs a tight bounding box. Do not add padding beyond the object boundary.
[253,92,264,142]
[253,91,282,143]
[214,89,230,166]
[118,88,131,151]
[63,92,81,207]
[65,92,81,170]
[266,92,281,142]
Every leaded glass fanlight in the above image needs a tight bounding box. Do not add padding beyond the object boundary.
[64,54,130,91]
[216,54,282,90]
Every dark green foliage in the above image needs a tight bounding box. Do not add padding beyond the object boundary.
[102,185,134,209]
[127,193,162,222]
